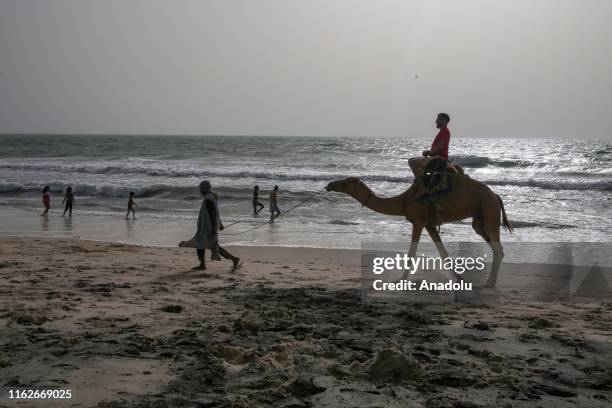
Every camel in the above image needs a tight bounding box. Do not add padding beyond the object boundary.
[325,172,513,287]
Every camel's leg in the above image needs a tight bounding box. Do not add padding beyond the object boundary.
[480,210,504,288]
[425,225,449,258]
[401,223,423,279]
[426,225,461,283]
[408,223,424,256]
[471,217,488,241]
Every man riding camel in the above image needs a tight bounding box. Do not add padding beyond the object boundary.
[409,113,451,179]
[408,113,451,199]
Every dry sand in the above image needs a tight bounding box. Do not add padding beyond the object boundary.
[1,237,611,407]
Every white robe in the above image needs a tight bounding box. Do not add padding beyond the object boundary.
[179,192,218,250]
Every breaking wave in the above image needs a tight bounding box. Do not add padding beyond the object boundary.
[451,155,532,168]
[2,173,610,199]
[0,181,334,201]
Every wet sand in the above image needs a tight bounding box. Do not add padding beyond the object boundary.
[1,237,611,407]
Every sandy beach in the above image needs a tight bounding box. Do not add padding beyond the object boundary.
[1,236,611,407]
[2,0,611,406]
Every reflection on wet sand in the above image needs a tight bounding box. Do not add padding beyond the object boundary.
[125,218,136,243]
[41,214,50,232]
[63,216,73,232]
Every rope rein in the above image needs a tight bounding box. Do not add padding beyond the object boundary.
[218,187,326,236]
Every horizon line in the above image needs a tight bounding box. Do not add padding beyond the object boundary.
[0,133,608,141]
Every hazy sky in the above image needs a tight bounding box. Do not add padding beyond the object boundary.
[1,0,611,138]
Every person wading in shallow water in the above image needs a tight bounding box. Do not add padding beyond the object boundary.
[269,185,281,223]
[252,185,264,215]
[125,191,137,219]
[62,186,75,217]
[41,186,51,215]
[407,113,451,199]
[179,180,241,271]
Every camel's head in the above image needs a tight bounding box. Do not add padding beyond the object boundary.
[325,177,362,194]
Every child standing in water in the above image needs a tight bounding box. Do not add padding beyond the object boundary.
[62,187,75,217]
[41,186,51,215]
[126,191,137,219]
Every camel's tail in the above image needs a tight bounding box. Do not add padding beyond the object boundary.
[496,194,513,233]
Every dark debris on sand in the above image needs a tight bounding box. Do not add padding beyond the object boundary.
[86,287,612,407]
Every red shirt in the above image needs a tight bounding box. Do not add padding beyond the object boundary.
[431,128,450,160]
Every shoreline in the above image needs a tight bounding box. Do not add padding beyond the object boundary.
[0,232,365,251]
[1,231,610,249]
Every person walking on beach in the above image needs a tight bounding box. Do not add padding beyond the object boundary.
[269,185,281,223]
[252,185,264,216]
[179,180,241,271]
[41,186,51,215]
[209,191,222,261]
[62,186,75,217]
[125,191,137,219]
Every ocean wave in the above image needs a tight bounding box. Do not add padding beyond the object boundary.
[3,158,610,189]
[509,220,576,229]
[484,178,612,191]
[557,170,612,178]
[1,169,611,200]
[318,142,343,147]
[0,160,412,184]
[0,161,349,182]
[0,181,26,193]
[328,220,361,225]
[0,181,193,198]
[452,155,532,168]
[0,181,337,202]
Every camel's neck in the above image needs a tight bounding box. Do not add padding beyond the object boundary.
[349,184,406,216]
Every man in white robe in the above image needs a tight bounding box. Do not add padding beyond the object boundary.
[179,181,240,271]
